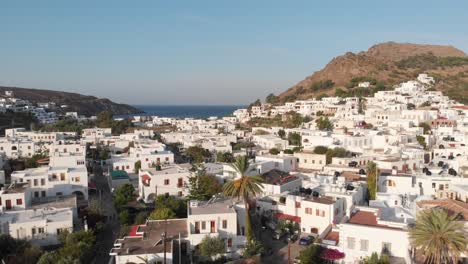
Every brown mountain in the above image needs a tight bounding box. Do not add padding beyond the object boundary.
[277,42,468,104]
[0,86,142,116]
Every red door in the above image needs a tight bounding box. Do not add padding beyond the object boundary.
[5,200,12,210]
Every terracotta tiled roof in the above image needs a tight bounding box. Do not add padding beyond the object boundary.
[416,199,468,221]
[347,210,403,230]
[323,230,340,244]
[275,213,301,223]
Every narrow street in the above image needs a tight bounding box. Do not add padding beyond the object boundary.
[92,164,120,264]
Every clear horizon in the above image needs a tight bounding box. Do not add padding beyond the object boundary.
[1,1,467,105]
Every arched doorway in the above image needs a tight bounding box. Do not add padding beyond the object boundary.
[73,190,85,200]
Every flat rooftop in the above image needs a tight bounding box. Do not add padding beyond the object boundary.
[0,207,73,224]
[146,164,191,175]
[189,198,237,215]
[303,196,335,205]
[111,219,188,255]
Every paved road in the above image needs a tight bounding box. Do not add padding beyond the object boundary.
[260,228,304,264]
[92,164,120,264]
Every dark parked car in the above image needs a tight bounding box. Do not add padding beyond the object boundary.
[348,161,358,167]
[299,236,314,245]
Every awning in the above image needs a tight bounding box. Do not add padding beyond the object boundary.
[141,174,151,182]
[37,157,50,164]
[88,181,97,190]
[128,225,143,237]
[275,213,301,223]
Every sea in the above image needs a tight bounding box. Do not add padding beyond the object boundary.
[120,105,245,119]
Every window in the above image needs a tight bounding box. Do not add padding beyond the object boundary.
[316,209,320,216]
[295,202,301,208]
[60,173,65,181]
[201,221,206,230]
[321,210,325,217]
[227,238,232,248]
[360,239,369,251]
[382,242,391,255]
[16,199,22,205]
[34,192,39,198]
[41,191,46,197]
[432,183,436,188]
[32,228,36,236]
[347,237,355,249]
[75,177,80,182]
[33,179,38,186]
[222,220,227,229]
[305,208,312,215]
[41,179,45,186]
[177,178,183,188]
[38,228,44,234]
[164,179,170,185]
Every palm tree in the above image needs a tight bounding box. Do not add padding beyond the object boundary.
[223,156,264,241]
[409,208,467,264]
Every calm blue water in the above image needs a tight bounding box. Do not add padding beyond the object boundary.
[122,105,245,119]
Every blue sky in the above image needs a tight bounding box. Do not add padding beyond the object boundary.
[1,1,467,105]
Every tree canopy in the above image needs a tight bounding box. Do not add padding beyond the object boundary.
[0,234,42,264]
[113,184,135,210]
[288,132,302,146]
[38,230,96,264]
[198,236,226,259]
[187,166,222,201]
[298,244,323,264]
[315,116,333,131]
[149,207,177,220]
[153,195,187,218]
[185,146,211,163]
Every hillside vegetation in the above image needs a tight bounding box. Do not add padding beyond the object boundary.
[0,86,142,116]
[274,42,468,104]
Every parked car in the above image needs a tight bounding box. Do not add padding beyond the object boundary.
[299,235,314,245]
[348,161,358,167]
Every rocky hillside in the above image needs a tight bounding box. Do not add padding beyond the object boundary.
[277,42,468,104]
[0,86,142,116]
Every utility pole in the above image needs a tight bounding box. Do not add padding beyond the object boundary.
[179,232,181,264]
[162,218,167,264]
[288,239,291,264]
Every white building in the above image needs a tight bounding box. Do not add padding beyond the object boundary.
[138,164,191,202]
